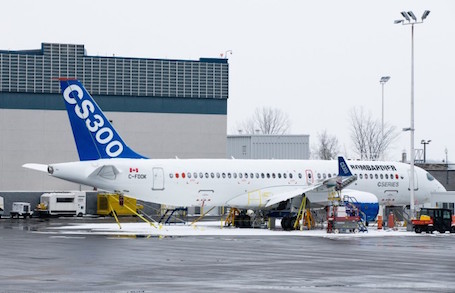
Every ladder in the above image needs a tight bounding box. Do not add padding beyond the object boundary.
[293,195,315,230]
[159,207,188,225]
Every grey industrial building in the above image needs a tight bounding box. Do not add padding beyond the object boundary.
[0,43,229,192]
[227,135,310,160]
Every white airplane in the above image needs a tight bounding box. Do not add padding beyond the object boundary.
[24,79,446,226]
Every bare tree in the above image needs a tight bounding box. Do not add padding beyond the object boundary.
[237,107,290,134]
[313,130,339,160]
[349,107,399,160]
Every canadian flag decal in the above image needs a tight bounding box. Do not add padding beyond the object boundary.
[129,168,139,173]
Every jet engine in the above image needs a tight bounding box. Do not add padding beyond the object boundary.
[339,189,379,223]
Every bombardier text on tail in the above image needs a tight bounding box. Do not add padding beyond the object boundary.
[23,80,446,224]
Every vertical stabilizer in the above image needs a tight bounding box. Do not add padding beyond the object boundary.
[59,79,146,161]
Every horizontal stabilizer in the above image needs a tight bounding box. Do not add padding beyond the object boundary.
[22,163,48,173]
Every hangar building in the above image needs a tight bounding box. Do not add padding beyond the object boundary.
[0,43,229,191]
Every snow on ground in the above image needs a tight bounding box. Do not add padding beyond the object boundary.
[45,220,425,238]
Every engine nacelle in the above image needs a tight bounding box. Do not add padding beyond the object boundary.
[339,189,379,223]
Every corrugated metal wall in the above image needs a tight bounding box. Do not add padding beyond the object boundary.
[227,135,309,160]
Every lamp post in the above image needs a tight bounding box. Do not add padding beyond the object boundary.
[421,140,431,163]
[380,76,391,140]
[395,10,430,219]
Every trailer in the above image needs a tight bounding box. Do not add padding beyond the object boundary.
[0,196,4,218]
[10,202,33,218]
[35,192,86,217]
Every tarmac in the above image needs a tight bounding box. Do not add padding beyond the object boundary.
[1,217,455,292]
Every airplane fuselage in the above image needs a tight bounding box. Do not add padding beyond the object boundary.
[48,158,445,208]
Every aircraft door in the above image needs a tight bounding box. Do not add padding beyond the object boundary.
[305,170,314,185]
[152,168,165,190]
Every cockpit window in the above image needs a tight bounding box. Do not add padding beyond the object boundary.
[426,172,435,181]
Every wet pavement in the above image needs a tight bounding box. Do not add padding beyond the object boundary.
[1,217,455,292]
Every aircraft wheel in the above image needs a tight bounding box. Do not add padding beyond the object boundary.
[451,227,455,233]
[281,216,291,231]
[415,226,422,234]
[354,228,359,234]
[334,228,339,234]
[243,215,251,228]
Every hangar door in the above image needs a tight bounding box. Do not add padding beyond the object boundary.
[152,168,165,190]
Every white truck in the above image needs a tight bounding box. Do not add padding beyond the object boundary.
[10,202,33,218]
[0,196,4,218]
[36,192,86,217]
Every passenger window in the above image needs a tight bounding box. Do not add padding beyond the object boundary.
[211,173,215,178]
[255,173,259,178]
[390,174,393,179]
[194,172,198,179]
[266,173,270,179]
[317,173,321,179]
[233,173,237,179]
[385,174,389,179]
[370,174,373,179]
[244,173,248,179]
[216,173,220,178]
[359,174,363,179]
[222,173,226,178]
[205,173,209,178]
[176,173,179,178]
[239,173,243,179]
[169,173,174,178]
[364,174,368,179]
[375,174,378,179]
[283,173,287,179]
[199,172,203,178]
[261,173,265,179]
[380,174,383,179]
[289,173,293,179]
[298,173,302,179]
[228,173,231,178]
[250,173,254,179]
[181,173,186,179]
[308,173,312,179]
[323,173,326,179]
[187,172,192,179]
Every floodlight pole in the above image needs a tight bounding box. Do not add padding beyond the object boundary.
[395,10,430,219]
[380,76,390,140]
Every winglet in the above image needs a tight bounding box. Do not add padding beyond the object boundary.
[338,156,352,177]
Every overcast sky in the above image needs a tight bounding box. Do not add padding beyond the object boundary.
[2,0,454,162]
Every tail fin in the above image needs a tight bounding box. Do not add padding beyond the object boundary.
[59,79,146,161]
[338,156,353,177]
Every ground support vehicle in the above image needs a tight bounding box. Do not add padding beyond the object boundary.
[412,208,455,234]
[97,193,143,216]
[35,192,86,217]
[10,202,33,218]
[327,204,367,234]
[0,196,4,218]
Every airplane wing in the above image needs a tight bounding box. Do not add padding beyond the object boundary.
[264,185,323,207]
[265,156,357,207]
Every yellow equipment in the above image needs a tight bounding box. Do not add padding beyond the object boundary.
[97,193,143,216]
